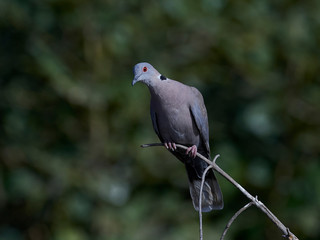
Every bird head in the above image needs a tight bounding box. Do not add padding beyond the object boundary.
[132,62,167,87]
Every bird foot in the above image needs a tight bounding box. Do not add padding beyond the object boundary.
[186,145,197,158]
[164,142,176,151]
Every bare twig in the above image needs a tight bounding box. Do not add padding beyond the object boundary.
[198,155,220,240]
[141,143,299,240]
[220,202,253,240]
[199,164,213,240]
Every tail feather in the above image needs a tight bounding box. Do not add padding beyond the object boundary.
[185,163,224,212]
[171,149,223,212]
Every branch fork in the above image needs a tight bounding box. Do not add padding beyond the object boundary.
[141,143,299,240]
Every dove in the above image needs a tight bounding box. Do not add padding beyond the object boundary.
[132,62,223,212]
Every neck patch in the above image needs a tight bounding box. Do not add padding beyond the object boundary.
[160,75,167,80]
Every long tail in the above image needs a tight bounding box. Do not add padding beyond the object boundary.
[185,162,224,212]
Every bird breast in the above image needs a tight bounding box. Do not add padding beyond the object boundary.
[151,89,200,146]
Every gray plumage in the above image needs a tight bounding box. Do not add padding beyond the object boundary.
[132,62,223,212]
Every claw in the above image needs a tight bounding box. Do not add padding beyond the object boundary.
[186,145,197,158]
[164,142,176,151]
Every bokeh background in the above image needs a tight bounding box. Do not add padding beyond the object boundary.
[1,0,320,239]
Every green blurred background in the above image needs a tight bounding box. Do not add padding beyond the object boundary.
[1,0,320,239]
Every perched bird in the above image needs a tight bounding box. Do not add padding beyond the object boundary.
[132,62,223,212]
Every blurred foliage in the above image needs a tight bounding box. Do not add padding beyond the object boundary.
[0,0,320,239]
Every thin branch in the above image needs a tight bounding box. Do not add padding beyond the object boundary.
[220,202,253,240]
[198,154,220,240]
[141,143,163,148]
[199,164,213,240]
[141,143,299,240]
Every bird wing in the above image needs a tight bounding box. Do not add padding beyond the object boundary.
[150,108,163,142]
[189,87,210,155]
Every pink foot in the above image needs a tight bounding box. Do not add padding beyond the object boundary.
[186,145,197,158]
[164,142,177,151]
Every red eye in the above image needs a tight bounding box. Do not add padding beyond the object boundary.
[143,66,148,72]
